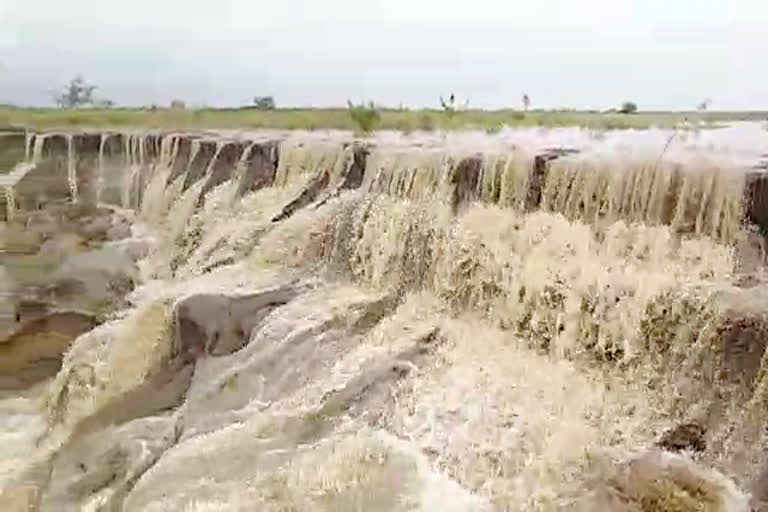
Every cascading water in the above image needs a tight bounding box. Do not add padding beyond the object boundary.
[65,134,77,204]
[0,126,767,511]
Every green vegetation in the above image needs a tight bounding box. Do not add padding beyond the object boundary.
[0,104,765,132]
[346,100,381,134]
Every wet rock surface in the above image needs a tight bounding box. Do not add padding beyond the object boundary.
[657,423,707,453]
[182,140,218,191]
[200,141,248,198]
[272,166,331,221]
[0,312,97,390]
[233,140,279,198]
[174,285,305,356]
[583,450,749,512]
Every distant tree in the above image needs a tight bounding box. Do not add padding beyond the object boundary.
[523,93,530,112]
[618,101,638,114]
[697,98,712,112]
[170,99,186,109]
[96,99,115,108]
[55,75,98,108]
[253,96,276,110]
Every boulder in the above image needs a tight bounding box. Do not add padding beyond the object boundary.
[174,285,305,356]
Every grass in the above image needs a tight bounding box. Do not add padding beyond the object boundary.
[0,105,766,132]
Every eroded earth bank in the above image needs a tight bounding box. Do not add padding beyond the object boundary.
[0,127,768,511]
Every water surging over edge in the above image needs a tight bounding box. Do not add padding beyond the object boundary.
[1,129,766,511]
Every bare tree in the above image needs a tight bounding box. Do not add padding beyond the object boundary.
[523,93,530,112]
[55,75,98,108]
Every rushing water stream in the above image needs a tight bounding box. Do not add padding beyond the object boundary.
[0,125,767,511]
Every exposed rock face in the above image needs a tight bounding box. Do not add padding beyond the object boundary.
[525,148,578,211]
[200,141,248,198]
[166,135,196,185]
[14,134,71,210]
[717,312,768,392]
[0,203,140,395]
[745,171,768,236]
[310,143,370,210]
[451,154,483,212]
[232,140,279,198]
[341,143,368,191]
[0,312,97,390]
[182,140,218,191]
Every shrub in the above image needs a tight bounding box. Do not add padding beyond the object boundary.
[414,112,434,131]
[346,100,380,134]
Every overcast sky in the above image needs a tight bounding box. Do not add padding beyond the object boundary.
[0,0,766,110]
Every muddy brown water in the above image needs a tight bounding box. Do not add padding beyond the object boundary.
[0,125,767,511]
